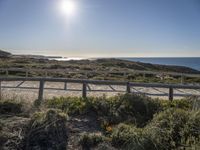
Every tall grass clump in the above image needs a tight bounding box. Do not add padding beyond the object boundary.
[79,133,106,149]
[23,109,68,150]
[46,94,161,126]
[160,98,193,110]
[147,108,200,149]
[87,94,162,126]
[46,96,86,115]
[0,99,23,114]
[110,109,200,150]
[111,123,148,149]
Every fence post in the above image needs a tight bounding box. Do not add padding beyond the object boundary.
[38,80,45,102]
[126,82,131,93]
[123,72,126,78]
[64,82,67,90]
[6,69,8,77]
[26,70,28,77]
[45,71,48,77]
[181,75,184,84]
[169,87,173,101]
[143,73,146,79]
[0,81,1,100]
[82,82,87,98]
[85,72,88,79]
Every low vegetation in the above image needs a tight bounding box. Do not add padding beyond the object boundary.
[0,100,23,114]
[79,133,106,149]
[23,109,68,150]
[46,94,162,127]
[0,94,199,149]
[0,57,199,84]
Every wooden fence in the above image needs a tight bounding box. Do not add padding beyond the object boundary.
[0,77,200,103]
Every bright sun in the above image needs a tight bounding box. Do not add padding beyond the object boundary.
[60,0,77,17]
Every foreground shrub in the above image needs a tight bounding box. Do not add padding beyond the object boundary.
[87,94,161,126]
[111,123,156,150]
[183,111,200,146]
[23,109,68,150]
[47,94,161,126]
[146,109,200,150]
[0,100,23,114]
[46,97,86,115]
[0,116,30,150]
[79,133,105,149]
[94,142,117,150]
[160,99,192,110]
[111,124,143,149]
[111,109,200,150]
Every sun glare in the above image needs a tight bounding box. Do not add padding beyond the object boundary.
[60,0,77,17]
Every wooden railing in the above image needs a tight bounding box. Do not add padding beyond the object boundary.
[0,77,200,102]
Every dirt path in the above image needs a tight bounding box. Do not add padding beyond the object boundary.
[66,114,102,150]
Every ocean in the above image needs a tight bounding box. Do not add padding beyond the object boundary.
[120,57,200,71]
[51,57,200,71]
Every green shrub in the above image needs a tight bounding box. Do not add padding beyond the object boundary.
[111,109,200,150]
[145,108,199,150]
[94,142,116,150]
[183,111,200,146]
[46,96,86,115]
[24,109,68,150]
[87,94,161,126]
[111,123,155,150]
[0,100,23,114]
[160,99,192,110]
[47,94,161,126]
[79,133,105,149]
[111,123,142,148]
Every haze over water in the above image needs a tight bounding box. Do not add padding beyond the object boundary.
[121,57,200,71]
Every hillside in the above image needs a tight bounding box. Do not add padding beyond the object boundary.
[93,58,199,73]
[0,56,199,74]
[0,50,12,58]
[0,55,199,84]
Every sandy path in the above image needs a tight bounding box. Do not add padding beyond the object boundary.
[1,81,200,102]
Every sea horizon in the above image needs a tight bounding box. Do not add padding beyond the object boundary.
[120,57,200,71]
[49,56,200,71]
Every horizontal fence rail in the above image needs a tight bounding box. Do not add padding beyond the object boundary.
[0,77,200,102]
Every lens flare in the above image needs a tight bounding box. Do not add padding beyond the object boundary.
[60,0,77,16]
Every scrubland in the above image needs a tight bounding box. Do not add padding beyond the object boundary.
[0,94,199,150]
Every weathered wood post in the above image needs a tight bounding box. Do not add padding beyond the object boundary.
[6,69,8,77]
[123,72,126,78]
[181,75,184,84]
[38,80,45,102]
[82,82,87,98]
[25,70,28,77]
[143,73,146,79]
[169,87,173,101]
[64,82,67,90]
[45,71,48,77]
[0,81,1,100]
[85,72,88,79]
[126,82,131,93]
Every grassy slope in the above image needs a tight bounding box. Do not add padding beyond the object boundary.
[0,57,199,84]
[0,57,199,74]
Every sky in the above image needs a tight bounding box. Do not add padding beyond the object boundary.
[0,0,200,57]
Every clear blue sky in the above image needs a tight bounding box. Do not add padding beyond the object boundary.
[0,0,200,57]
